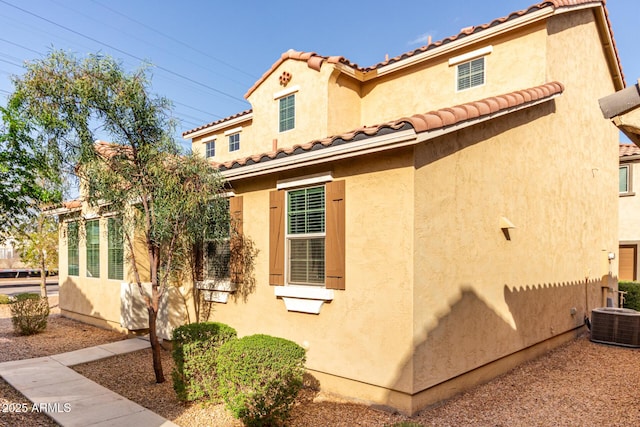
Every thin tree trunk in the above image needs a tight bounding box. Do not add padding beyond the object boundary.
[148,303,165,383]
[40,253,47,299]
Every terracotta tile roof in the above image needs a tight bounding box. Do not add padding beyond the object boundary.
[181,109,253,138]
[243,1,621,91]
[365,1,622,82]
[183,1,621,138]
[93,140,134,159]
[620,143,640,157]
[216,81,564,171]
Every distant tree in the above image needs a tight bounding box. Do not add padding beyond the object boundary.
[14,213,59,298]
[9,50,228,383]
[0,105,62,237]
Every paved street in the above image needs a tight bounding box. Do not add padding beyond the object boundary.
[0,277,59,296]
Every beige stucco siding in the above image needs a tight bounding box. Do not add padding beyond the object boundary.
[360,23,548,127]
[247,60,332,155]
[409,9,619,394]
[619,161,640,241]
[212,150,416,393]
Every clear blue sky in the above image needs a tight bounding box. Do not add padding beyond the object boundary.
[0,0,638,146]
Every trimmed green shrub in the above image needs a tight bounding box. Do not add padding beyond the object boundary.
[619,281,640,311]
[0,294,11,304]
[10,294,49,335]
[171,322,237,402]
[216,334,306,427]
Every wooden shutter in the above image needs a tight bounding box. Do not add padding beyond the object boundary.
[269,190,285,286]
[325,180,345,290]
[620,245,637,281]
[229,196,243,285]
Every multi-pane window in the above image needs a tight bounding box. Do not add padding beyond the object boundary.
[67,221,79,276]
[204,198,231,282]
[108,217,124,280]
[206,140,216,158]
[279,94,295,132]
[228,133,240,152]
[620,165,631,194]
[287,186,325,285]
[86,220,100,278]
[457,57,485,91]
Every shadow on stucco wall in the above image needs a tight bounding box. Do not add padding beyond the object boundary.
[384,278,606,415]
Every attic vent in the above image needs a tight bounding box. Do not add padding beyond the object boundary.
[590,307,640,348]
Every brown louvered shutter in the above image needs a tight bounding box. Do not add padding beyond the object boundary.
[229,196,243,285]
[269,190,285,286]
[325,180,345,290]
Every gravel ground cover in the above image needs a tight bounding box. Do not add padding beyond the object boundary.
[0,296,124,427]
[1,297,640,426]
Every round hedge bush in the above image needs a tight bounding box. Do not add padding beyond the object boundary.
[171,321,237,402]
[216,334,306,427]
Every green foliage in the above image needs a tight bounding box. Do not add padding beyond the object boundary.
[10,294,49,335]
[13,292,40,301]
[171,322,237,402]
[0,105,62,235]
[618,281,640,311]
[9,50,230,383]
[216,334,306,427]
[0,294,11,304]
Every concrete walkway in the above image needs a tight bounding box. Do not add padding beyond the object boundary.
[0,338,178,427]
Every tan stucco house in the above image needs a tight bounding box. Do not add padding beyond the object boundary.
[53,0,625,415]
[601,80,640,283]
[618,144,640,281]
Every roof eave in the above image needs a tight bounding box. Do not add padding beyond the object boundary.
[221,91,562,182]
[183,112,253,140]
[375,7,553,77]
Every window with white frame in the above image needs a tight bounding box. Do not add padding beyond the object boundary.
[286,186,325,285]
[204,198,231,283]
[620,164,632,194]
[67,221,79,276]
[108,217,124,280]
[86,220,100,278]
[457,57,485,91]
[228,133,240,152]
[279,94,295,132]
[205,140,216,158]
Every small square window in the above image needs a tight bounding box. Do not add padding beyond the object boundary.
[205,141,216,158]
[620,165,631,194]
[457,57,485,91]
[229,133,240,152]
[279,94,295,132]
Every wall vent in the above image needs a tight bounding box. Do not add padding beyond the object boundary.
[590,307,640,348]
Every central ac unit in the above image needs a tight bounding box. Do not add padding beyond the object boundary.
[590,307,640,348]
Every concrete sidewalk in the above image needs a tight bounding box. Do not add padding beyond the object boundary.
[0,338,178,427]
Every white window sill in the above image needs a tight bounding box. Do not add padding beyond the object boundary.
[195,280,236,303]
[274,286,334,314]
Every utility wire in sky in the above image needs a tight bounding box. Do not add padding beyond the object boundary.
[0,0,250,106]
[90,0,258,81]
[52,0,252,89]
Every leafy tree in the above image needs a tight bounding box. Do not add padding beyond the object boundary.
[13,213,59,298]
[0,105,62,237]
[9,50,228,383]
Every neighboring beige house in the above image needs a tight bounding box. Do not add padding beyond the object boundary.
[619,143,640,281]
[53,0,625,415]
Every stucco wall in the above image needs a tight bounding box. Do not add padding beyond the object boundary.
[360,23,548,126]
[409,7,619,397]
[57,215,188,337]
[209,149,417,398]
[619,160,640,241]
